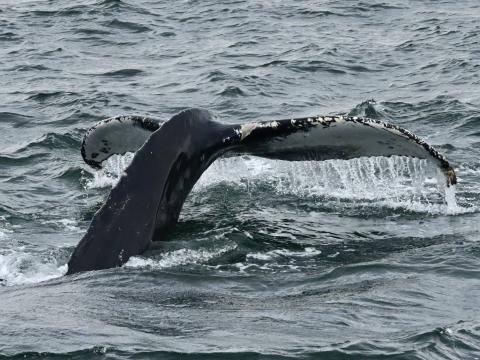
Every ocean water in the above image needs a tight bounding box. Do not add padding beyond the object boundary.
[1,0,479,359]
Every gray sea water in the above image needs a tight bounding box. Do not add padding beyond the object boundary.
[1,0,480,359]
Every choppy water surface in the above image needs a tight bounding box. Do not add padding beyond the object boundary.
[1,0,480,359]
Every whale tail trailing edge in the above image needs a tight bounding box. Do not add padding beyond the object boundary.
[68,109,456,275]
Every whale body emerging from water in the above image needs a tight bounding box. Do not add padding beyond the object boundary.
[66,108,456,275]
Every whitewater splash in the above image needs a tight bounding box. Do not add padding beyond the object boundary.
[0,217,70,287]
[125,243,237,270]
[85,153,465,215]
[0,250,67,286]
[84,153,135,189]
[198,156,467,215]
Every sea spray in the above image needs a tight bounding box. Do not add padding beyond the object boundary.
[83,153,467,215]
[84,153,134,189]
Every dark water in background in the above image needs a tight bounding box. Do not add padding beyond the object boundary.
[1,0,480,358]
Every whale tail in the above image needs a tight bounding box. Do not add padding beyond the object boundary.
[68,109,456,274]
[81,110,456,184]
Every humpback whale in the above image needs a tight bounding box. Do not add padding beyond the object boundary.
[67,108,456,275]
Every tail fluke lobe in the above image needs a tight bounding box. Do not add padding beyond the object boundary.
[81,115,163,168]
[227,115,456,186]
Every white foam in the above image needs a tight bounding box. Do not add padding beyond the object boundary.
[232,262,272,272]
[0,219,69,287]
[0,217,14,239]
[41,218,82,232]
[0,250,66,286]
[125,243,237,270]
[0,229,11,239]
[223,247,323,274]
[441,327,454,336]
[231,262,300,273]
[247,247,321,261]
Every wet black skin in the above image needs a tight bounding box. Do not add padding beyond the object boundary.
[67,109,235,274]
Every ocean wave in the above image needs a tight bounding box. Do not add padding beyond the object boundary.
[97,68,145,77]
[105,19,152,33]
[26,91,80,102]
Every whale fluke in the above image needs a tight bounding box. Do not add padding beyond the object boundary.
[68,109,456,275]
[81,111,456,184]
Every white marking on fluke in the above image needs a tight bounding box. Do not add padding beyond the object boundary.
[240,122,258,140]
